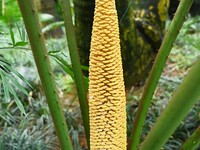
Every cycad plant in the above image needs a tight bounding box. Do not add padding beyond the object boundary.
[16,0,200,149]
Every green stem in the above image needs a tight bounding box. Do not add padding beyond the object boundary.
[128,0,194,149]
[140,58,200,150]
[61,0,90,148]
[17,1,73,149]
[180,126,200,150]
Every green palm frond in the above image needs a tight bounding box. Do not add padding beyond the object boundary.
[0,55,32,115]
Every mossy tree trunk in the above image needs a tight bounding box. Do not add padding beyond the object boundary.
[74,0,169,87]
[73,0,94,76]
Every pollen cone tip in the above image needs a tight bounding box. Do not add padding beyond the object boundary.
[89,0,127,149]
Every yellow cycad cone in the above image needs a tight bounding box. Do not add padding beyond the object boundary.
[89,0,126,149]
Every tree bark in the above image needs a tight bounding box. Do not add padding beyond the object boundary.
[74,0,169,87]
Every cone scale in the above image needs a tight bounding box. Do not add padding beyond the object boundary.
[89,0,127,149]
